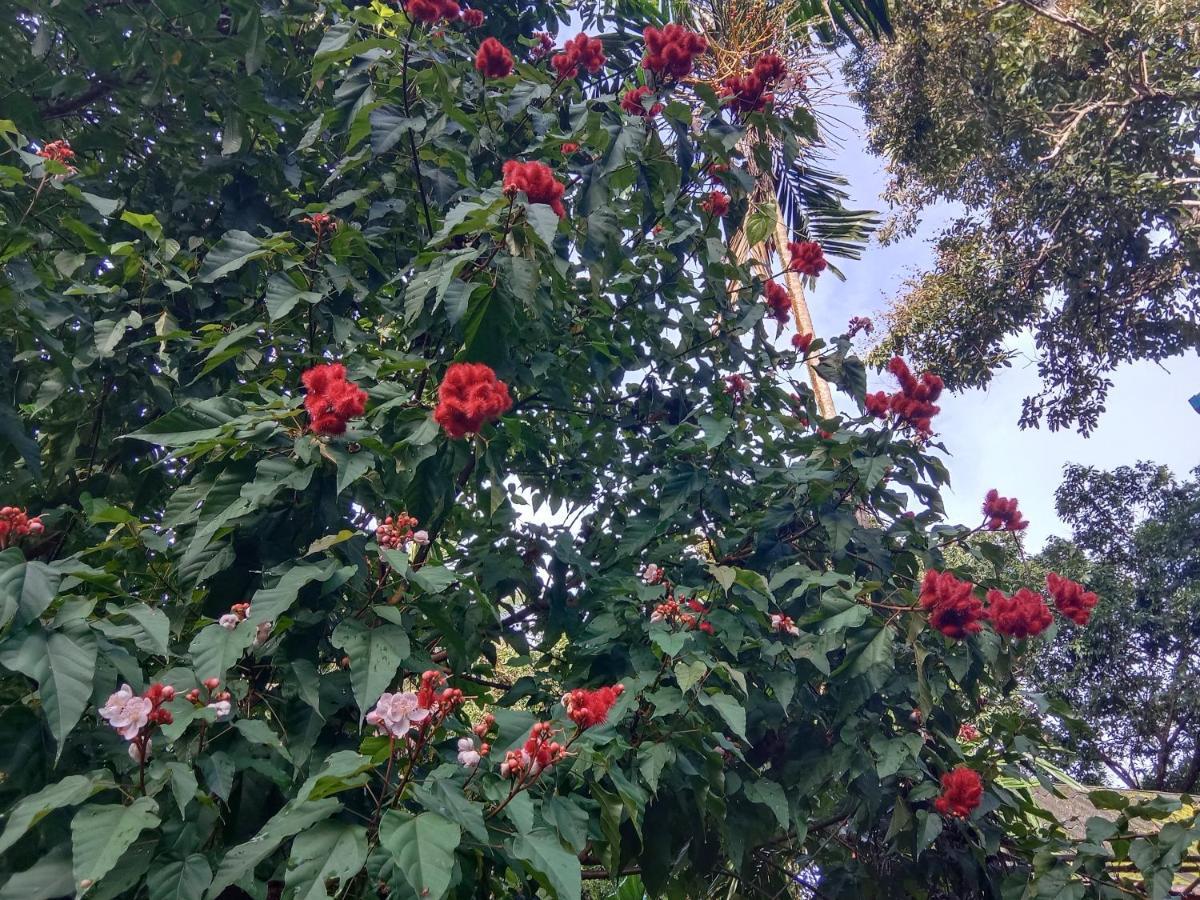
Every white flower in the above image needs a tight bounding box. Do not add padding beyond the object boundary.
[99,684,152,740]
[218,614,239,629]
[412,530,430,545]
[128,740,151,763]
[457,737,481,768]
[207,700,232,720]
[365,691,429,738]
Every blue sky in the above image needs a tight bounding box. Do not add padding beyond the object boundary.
[803,99,1200,549]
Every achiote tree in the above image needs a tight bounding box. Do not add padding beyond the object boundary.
[0,1,1197,898]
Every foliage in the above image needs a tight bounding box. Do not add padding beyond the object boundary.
[1031,463,1200,793]
[1,1,1199,898]
[846,0,1200,433]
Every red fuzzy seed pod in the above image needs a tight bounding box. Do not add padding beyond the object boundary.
[787,240,827,277]
[502,159,567,217]
[434,362,513,438]
[620,85,663,118]
[475,37,514,79]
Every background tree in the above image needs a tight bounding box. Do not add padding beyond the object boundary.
[845,0,1200,433]
[1031,463,1200,792]
[1,1,1198,898]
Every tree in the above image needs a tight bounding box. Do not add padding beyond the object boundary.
[846,0,1200,433]
[1,1,1198,898]
[1031,463,1200,792]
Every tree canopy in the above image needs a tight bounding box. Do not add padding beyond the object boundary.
[1,1,1199,899]
[847,0,1200,432]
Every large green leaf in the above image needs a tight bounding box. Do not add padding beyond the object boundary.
[330,619,410,718]
[188,621,257,681]
[70,798,160,890]
[283,821,367,900]
[380,812,461,900]
[0,548,61,629]
[510,829,582,900]
[0,624,97,750]
[0,773,108,854]
[0,844,74,900]
[196,230,270,282]
[146,855,212,900]
[207,799,341,898]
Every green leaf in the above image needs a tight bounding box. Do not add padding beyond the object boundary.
[0,548,61,629]
[233,718,292,763]
[745,779,789,829]
[0,401,41,480]
[409,564,455,593]
[673,660,706,694]
[111,604,170,656]
[698,692,748,741]
[525,203,560,247]
[370,107,425,156]
[188,621,257,680]
[696,413,732,449]
[410,781,488,843]
[264,273,322,321]
[330,619,410,718]
[246,561,342,626]
[147,854,212,900]
[0,624,97,751]
[510,829,581,900]
[0,773,106,854]
[197,230,270,283]
[845,627,895,677]
[744,202,778,247]
[284,821,367,900]
[207,799,341,897]
[0,844,74,900]
[380,812,461,900]
[70,798,160,890]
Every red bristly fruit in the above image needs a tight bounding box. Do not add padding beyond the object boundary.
[502,159,567,217]
[987,587,1053,639]
[919,570,986,639]
[621,85,663,118]
[787,240,827,277]
[475,37,513,78]
[301,363,368,436]
[641,24,707,80]
[935,767,983,818]
[434,362,513,438]
[1046,573,1099,626]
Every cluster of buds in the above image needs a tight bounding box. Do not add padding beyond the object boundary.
[300,212,338,241]
[36,139,76,174]
[530,32,555,62]
[415,669,465,727]
[99,683,175,762]
[459,712,495,768]
[769,613,799,637]
[0,506,44,550]
[562,684,624,730]
[375,512,428,551]
[501,722,567,779]
[184,677,234,719]
[847,316,874,338]
[651,596,715,635]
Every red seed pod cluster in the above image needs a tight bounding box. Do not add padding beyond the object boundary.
[531,32,555,62]
[764,281,791,322]
[375,512,419,550]
[935,766,983,818]
[404,0,460,25]
[143,683,176,726]
[433,362,513,438]
[848,315,874,337]
[1046,573,1099,626]
[641,24,707,80]
[461,7,484,26]
[701,190,729,216]
[300,212,337,240]
[865,357,944,439]
[650,591,715,635]
[792,332,814,354]
[552,34,605,79]
[562,684,625,729]
[680,597,715,635]
[621,85,663,118]
[724,373,749,403]
[301,363,368,436]
[787,240,827,277]
[719,52,787,114]
[473,712,496,738]
[982,489,1029,531]
[501,722,567,778]
[0,507,45,550]
[987,587,1053,639]
[475,37,513,78]
[37,139,75,164]
[958,723,980,742]
[919,570,986,639]
[502,159,567,217]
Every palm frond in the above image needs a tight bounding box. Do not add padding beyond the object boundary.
[773,155,878,259]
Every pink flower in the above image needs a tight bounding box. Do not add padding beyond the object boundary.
[128,740,151,763]
[457,736,482,767]
[642,563,663,584]
[770,613,799,636]
[365,691,430,738]
[207,700,232,719]
[219,614,239,629]
[100,684,153,740]
[412,530,430,545]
